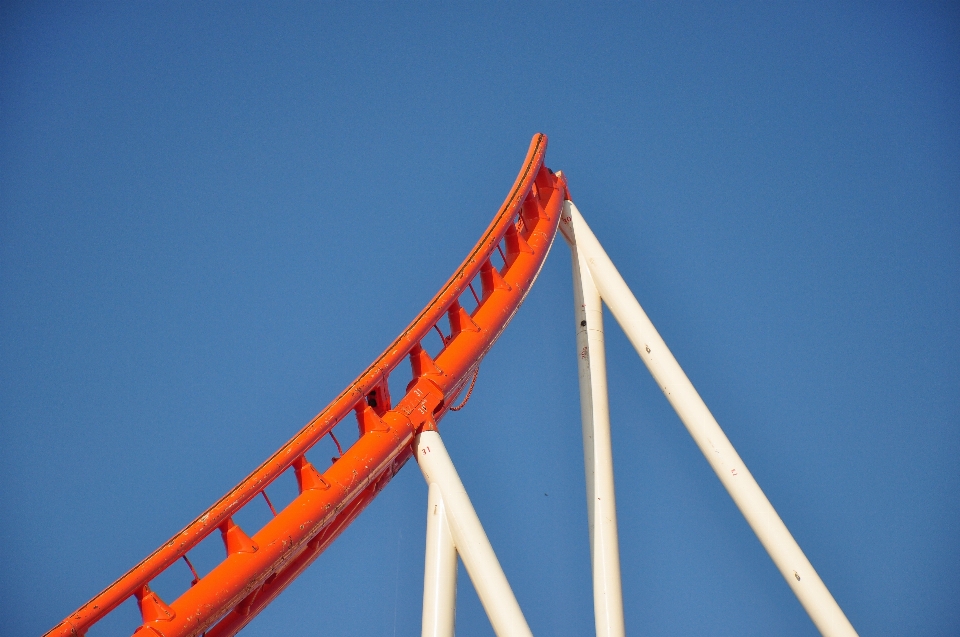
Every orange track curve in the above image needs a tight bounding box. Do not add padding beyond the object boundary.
[47,134,567,637]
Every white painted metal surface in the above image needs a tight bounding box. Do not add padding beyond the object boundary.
[562,224,626,637]
[422,482,458,637]
[416,430,534,637]
[562,200,858,637]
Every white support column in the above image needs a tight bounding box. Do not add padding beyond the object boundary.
[416,430,534,637]
[422,482,458,637]
[563,200,858,637]
[564,228,626,637]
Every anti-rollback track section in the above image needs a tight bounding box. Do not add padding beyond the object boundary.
[46,134,566,637]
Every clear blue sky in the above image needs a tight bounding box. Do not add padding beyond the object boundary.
[2,3,957,636]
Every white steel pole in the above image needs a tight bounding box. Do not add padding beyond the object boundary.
[562,200,858,637]
[422,482,458,637]
[563,229,626,637]
[416,430,534,637]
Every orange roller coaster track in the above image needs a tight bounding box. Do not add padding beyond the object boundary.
[48,134,567,637]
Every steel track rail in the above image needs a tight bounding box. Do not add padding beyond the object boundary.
[46,134,567,637]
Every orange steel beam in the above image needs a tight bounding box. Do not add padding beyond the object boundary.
[46,134,567,637]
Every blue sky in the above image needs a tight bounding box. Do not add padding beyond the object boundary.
[1,3,957,636]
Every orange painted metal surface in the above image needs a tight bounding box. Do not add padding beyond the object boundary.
[46,134,567,637]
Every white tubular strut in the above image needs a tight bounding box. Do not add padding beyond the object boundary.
[422,482,458,637]
[562,225,626,637]
[561,200,858,637]
[416,431,534,637]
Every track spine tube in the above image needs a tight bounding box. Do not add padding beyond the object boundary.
[46,134,565,637]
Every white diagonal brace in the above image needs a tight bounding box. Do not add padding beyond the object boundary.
[416,430,534,637]
[563,200,858,637]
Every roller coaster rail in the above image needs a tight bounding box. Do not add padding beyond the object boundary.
[46,134,859,637]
